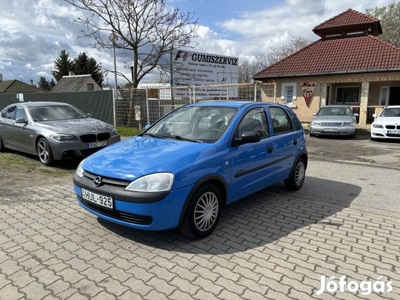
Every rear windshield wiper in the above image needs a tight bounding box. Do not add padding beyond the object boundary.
[162,135,204,143]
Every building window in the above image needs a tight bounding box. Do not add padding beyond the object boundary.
[379,86,389,106]
[281,82,296,104]
[336,86,360,104]
[87,83,94,91]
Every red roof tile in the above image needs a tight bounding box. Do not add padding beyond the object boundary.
[313,8,380,32]
[253,35,400,79]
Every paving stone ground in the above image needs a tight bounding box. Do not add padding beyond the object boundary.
[0,176,399,299]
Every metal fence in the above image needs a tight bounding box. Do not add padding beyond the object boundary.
[0,82,276,129]
[115,82,276,128]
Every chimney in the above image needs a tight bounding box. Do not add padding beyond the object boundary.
[68,70,75,76]
[30,79,34,86]
[0,73,3,82]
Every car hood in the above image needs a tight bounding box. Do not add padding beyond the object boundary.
[82,136,218,181]
[312,116,355,122]
[374,117,400,124]
[36,118,113,133]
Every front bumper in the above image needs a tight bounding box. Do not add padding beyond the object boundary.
[309,125,356,136]
[371,128,400,139]
[73,181,192,231]
[50,135,121,160]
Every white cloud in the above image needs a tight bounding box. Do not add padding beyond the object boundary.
[0,0,395,85]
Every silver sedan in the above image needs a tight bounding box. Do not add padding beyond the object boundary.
[0,101,121,165]
[309,105,358,138]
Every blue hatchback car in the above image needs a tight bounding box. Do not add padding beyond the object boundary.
[73,101,308,238]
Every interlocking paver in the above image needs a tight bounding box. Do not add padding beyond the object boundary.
[0,179,399,300]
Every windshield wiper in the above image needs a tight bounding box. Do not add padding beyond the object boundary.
[162,135,204,143]
[140,132,164,139]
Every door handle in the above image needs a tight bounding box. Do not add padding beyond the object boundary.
[293,139,298,145]
[267,146,273,153]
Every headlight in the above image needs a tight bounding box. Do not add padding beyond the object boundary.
[50,134,77,142]
[126,173,174,192]
[372,123,383,128]
[75,159,85,177]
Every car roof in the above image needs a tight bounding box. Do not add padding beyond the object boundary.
[319,105,351,108]
[18,101,69,107]
[384,105,400,109]
[188,100,283,108]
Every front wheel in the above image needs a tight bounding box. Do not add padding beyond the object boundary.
[284,157,306,191]
[179,184,221,239]
[37,138,54,166]
[0,136,4,152]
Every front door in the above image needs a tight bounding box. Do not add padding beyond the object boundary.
[389,87,400,105]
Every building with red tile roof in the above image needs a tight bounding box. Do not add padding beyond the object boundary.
[254,9,400,127]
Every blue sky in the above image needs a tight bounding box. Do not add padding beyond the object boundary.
[0,0,394,86]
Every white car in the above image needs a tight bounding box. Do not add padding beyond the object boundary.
[371,106,400,140]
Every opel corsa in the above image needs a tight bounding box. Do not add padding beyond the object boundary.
[73,101,308,239]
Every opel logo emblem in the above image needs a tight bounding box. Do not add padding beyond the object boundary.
[94,176,103,187]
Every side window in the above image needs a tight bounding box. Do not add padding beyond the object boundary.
[237,108,269,138]
[16,107,27,121]
[288,110,302,131]
[4,106,17,120]
[269,107,293,135]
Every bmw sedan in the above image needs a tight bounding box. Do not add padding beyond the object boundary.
[309,105,358,138]
[371,105,400,140]
[73,101,308,239]
[0,101,121,165]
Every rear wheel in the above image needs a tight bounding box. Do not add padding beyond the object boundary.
[179,184,221,239]
[284,157,306,191]
[37,138,54,166]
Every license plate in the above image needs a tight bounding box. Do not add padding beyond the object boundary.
[387,130,400,134]
[324,128,338,132]
[88,141,107,148]
[81,188,113,209]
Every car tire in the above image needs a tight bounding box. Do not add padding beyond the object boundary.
[37,138,54,166]
[179,184,221,239]
[0,136,4,152]
[284,157,306,191]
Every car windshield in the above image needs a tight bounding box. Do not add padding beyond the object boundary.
[144,105,237,143]
[317,107,352,116]
[380,107,400,117]
[29,105,87,122]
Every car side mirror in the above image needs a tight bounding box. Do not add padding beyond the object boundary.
[233,131,261,146]
[353,113,359,117]
[372,113,377,118]
[87,113,93,118]
[15,117,28,124]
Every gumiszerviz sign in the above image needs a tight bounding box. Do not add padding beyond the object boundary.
[300,82,317,107]
[173,50,238,98]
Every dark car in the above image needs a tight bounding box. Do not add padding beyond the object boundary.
[0,101,121,165]
[73,101,308,239]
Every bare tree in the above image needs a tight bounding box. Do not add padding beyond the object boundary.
[267,37,310,65]
[239,37,310,83]
[65,0,198,87]
[238,54,269,83]
[366,1,400,47]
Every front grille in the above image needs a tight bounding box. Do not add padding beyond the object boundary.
[83,171,130,187]
[321,122,343,126]
[80,133,111,143]
[80,134,97,143]
[385,125,400,130]
[97,132,110,141]
[80,198,153,225]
